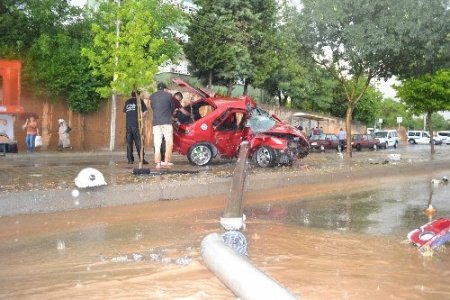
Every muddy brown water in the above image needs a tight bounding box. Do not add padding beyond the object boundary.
[0,162,450,299]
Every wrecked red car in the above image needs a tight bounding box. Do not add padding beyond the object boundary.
[171,78,309,167]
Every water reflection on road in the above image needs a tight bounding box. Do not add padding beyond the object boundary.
[0,169,449,299]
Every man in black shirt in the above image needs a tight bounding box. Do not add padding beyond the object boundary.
[150,82,174,168]
[123,91,148,164]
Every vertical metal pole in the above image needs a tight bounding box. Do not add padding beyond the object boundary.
[109,0,120,151]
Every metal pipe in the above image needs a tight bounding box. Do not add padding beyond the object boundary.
[201,233,298,300]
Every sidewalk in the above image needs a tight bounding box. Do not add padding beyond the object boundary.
[1,148,450,217]
[0,150,197,192]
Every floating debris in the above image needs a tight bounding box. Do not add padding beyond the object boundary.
[161,257,172,264]
[56,240,65,250]
[149,253,162,262]
[176,256,192,266]
[74,168,107,188]
[431,176,449,186]
[131,253,145,262]
[407,218,450,256]
[111,255,129,263]
[387,154,401,161]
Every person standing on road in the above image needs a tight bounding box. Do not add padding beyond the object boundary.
[123,91,148,164]
[160,91,184,162]
[57,118,72,151]
[22,116,38,153]
[150,82,174,169]
[338,128,346,151]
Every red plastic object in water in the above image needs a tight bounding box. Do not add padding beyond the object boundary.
[407,218,450,252]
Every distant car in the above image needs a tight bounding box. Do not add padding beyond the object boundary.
[373,130,399,149]
[351,134,381,151]
[407,130,442,145]
[309,133,345,152]
[436,131,450,145]
[171,78,310,167]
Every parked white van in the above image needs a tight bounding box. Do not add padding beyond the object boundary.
[373,130,399,148]
[436,131,450,145]
[406,130,444,145]
[407,130,429,144]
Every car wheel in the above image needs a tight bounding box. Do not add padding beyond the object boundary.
[385,142,389,149]
[373,144,377,150]
[408,139,416,144]
[356,144,362,151]
[394,141,398,148]
[188,143,212,166]
[320,145,325,152]
[255,146,275,168]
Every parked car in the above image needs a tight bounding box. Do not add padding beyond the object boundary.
[171,78,310,167]
[436,131,450,145]
[373,130,399,148]
[309,133,345,152]
[407,130,442,145]
[351,134,381,151]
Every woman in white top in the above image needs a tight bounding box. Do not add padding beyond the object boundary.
[58,118,72,150]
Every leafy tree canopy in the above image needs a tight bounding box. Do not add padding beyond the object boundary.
[395,69,450,154]
[0,0,108,112]
[82,0,183,97]
[185,0,278,95]
[299,0,449,155]
[395,69,450,116]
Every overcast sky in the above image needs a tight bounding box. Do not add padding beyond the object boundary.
[70,0,85,7]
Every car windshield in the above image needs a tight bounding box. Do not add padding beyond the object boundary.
[246,106,276,133]
[310,134,326,141]
[375,132,387,138]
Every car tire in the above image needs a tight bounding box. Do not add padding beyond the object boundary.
[188,143,213,166]
[384,142,389,149]
[255,146,276,168]
[373,144,377,150]
[408,139,416,144]
[356,144,361,151]
[394,141,398,148]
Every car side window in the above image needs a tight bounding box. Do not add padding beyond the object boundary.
[215,111,242,131]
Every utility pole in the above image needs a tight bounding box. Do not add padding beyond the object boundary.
[109,0,120,151]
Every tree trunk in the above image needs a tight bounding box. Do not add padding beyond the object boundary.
[277,90,282,106]
[427,111,435,155]
[243,80,249,96]
[227,81,233,97]
[345,104,353,157]
[208,70,213,89]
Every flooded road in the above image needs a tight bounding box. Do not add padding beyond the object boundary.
[0,164,449,299]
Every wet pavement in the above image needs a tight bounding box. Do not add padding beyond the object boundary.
[1,143,450,216]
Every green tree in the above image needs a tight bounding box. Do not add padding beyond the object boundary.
[185,0,278,96]
[377,98,412,129]
[0,0,105,112]
[300,0,450,156]
[184,1,235,88]
[330,80,383,126]
[82,0,182,150]
[262,1,337,111]
[395,69,450,154]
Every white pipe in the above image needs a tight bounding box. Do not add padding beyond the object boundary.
[201,233,298,300]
